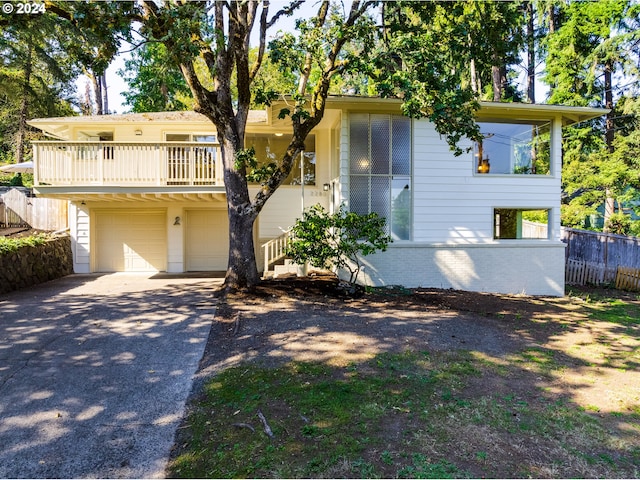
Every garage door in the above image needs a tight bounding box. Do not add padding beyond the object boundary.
[94,211,167,272]
[185,209,229,271]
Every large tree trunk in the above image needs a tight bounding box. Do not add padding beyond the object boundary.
[603,59,616,231]
[89,72,103,115]
[15,40,33,164]
[82,80,93,115]
[546,2,557,99]
[491,63,502,102]
[526,0,535,104]
[101,73,109,114]
[220,131,261,289]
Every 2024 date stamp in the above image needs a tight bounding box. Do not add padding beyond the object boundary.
[2,2,46,15]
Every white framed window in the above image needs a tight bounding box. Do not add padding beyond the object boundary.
[349,113,412,241]
[494,208,550,239]
[475,121,551,175]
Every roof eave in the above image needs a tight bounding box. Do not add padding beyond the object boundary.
[477,101,609,126]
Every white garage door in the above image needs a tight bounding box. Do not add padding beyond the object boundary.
[185,209,229,271]
[94,211,167,272]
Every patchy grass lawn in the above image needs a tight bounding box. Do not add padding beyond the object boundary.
[168,283,640,479]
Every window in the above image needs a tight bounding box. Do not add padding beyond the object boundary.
[349,113,411,240]
[475,121,551,175]
[494,208,549,239]
[244,133,316,185]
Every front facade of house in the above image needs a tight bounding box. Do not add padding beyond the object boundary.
[29,98,606,296]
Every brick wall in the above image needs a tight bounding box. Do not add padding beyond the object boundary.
[0,235,73,294]
[340,242,566,296]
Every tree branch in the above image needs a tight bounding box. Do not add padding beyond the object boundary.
[267,0,304,29]
[298,1,330,96]
[249,0,270,82]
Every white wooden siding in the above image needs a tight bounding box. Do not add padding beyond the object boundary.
[337,113,560,242]
[71,203,91,273]
[410,118,561,243]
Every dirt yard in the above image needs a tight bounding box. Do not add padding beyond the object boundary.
[179,273,639,477]
[199,274,638,412]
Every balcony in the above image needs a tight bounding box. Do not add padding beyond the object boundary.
[33,141,223,188]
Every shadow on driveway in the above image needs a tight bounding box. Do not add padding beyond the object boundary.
[0,273,221,479]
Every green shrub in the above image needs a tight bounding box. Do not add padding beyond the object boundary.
[0,234,49,255]
[605,213,631,235]
[9,174,23,187]
[286,204,391,283]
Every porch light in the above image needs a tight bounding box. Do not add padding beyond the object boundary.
[134,129,142,136]
[173,216,181,226]
[323,183,330,191]
[274,132,284,137]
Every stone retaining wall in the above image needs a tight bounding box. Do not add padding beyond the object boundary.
[0,235,73,294]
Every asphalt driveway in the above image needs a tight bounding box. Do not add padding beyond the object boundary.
[0,273,222,478]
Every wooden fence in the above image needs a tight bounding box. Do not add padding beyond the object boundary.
[0,188,68,231]
[562,227,640,269]
[0,199,28,227]
[562,227,640,290]
[616,267,640,291]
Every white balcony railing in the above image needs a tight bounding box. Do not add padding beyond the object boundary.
[33,141,222,187]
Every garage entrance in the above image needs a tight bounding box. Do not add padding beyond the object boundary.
[185,209,229,271]
[94,210,167,272]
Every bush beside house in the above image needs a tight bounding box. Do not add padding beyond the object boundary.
[0,235,73,294]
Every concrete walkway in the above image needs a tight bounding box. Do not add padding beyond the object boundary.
[0,273,222,478]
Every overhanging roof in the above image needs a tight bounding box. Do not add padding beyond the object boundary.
[28,98,609,138]
[28,110,268,138]
[476,101,609,126]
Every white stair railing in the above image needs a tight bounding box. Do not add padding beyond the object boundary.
[262,230,293,273]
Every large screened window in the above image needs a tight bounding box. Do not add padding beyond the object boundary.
[475,121,551,175]
[245,133,316,185]
[350,113,411,240]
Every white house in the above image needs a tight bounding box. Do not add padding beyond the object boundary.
[29,98,606,296]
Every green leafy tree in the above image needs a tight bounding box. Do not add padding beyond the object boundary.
[46,1,136,114]
[286,205,392,284]
[119,42,192,112]
[605,212,631,235]
[0,14,77,163]
[371,1,496,154]
[134,1,382,289]
[462,0,526,102]
[544,0,640,231]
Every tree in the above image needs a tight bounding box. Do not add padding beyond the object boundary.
[46,1,136,115]
[45,1,496,290]
[467,1,525,102]
[286,205,391,283]
[136,0,382,290]
[544,0,640,231]
[119,42,192,112]
[0,14,76,163]
[142,0,506,289]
